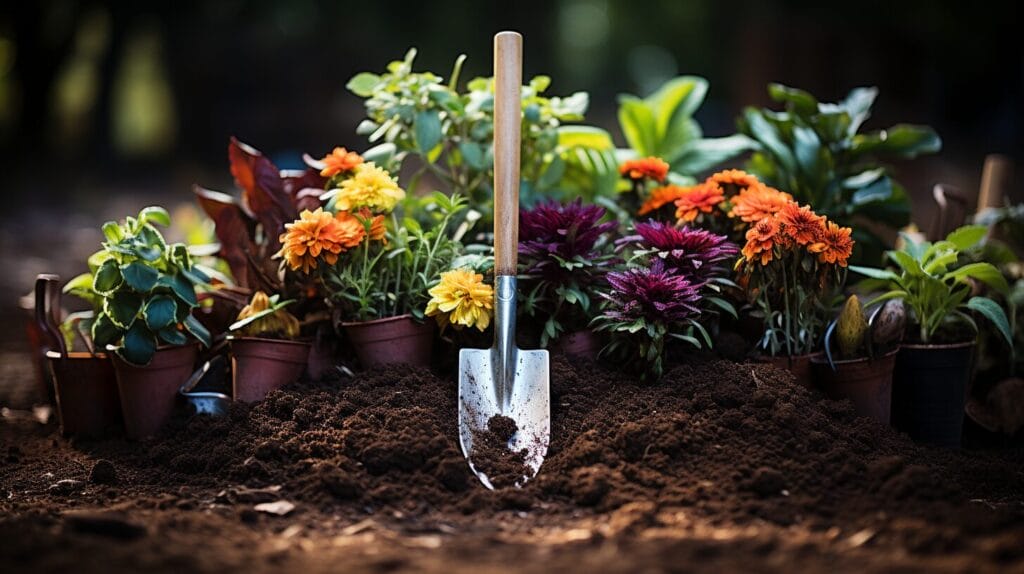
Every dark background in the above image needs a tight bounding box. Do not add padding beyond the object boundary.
[0,0,1020,329]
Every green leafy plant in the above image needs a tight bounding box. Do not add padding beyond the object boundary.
[348,48,618,213]
[64,207,212,365]
[739,84,941,259]
[850,225,1012,346]
[616,76,754,179]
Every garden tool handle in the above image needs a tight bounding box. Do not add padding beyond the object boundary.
[493,31,522,277]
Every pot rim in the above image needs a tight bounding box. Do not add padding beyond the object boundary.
[759,351,824,361]
[339,313,424,328]
[228,336,312,347]
[810,348,899,366]
[898,340,976,351]
[46,350,111,360]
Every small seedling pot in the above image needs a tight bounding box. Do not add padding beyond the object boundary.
[892,341,975,448]
[229,337,311,403]
[811,350,898,425]
[112,344,199,440]
[761,352,822,389]
[553,329,602,360]
[341,314,434,368]
[47,351,121,438]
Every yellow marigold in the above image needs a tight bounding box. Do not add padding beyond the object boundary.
[320,147,364,177]
[638,185,691,216]
[729,185,794,223]
[330,162,405,213]
[778,202,825,246]
[425,268,494,332]
[709,169,762,190]
[277,208,364,274]
[742,216,782,266]
[673,182,725,223]
[809,221,854,267]
[619,157,669,183]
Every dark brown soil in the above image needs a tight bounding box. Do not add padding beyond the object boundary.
[470,415,530,489]
[2,355,1023,573]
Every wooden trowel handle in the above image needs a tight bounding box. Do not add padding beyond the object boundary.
[493,31,522,277]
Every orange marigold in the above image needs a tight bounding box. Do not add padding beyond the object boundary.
[619,157,669,183]
[778,203,826,246]
[357,208,387,244]
[277,208,365,273]
[320,147,364,178]
[638,185,691,216]
[709,169,762,190]
[742,216,781,266]
[673,183,725,223]
[729,185,794,223]
[809,221,854,267]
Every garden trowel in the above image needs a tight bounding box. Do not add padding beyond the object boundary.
[458,31,550,490]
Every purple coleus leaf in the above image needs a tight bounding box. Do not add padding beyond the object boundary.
[602,260,702,324]
[519,199,616,279]
[622,220,738,278]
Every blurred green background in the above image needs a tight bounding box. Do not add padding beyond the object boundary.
[0,0,1020,368]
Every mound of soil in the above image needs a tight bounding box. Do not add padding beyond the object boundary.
[3,355,1023,572]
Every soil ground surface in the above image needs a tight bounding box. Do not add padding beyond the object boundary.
[2,353,1023,573]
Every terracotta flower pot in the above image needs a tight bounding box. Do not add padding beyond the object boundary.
[892,341,975,448]
[761,353,822,389]
[341,314,434,368]
[811,350,898,425]
[553,329,602,360]
[112,344,198,440]
[47,351,121,438]
[230,337,311,403]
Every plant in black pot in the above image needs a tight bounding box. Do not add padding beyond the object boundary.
[228,292,309,403]
[850,225,1013,447]
[813,295,906,425]
[84,206,211,439]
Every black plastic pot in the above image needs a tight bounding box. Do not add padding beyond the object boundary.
[892,341,975,448]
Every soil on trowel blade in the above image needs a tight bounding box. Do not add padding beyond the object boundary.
[470,415,530,489]
[2,356,1023,573]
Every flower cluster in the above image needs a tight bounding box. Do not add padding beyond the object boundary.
[619,157,669,183]
[278,208,367,273]
[625,221,738,276]
[519,199,616,280]
[425,268,494,332]
[738,201,853,268]
[601,260,702,324]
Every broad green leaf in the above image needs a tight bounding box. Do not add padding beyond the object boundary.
[347,72,381,97]
[158,327,188,346]
[556,126,614,150]
[121,262,160,292]
[179,266,209,286]
[92,259,123,294]
[91,312,122,348]
[792,125,821,176]
[117,322,157,366]
[768,83,818,114]
[887,250,925,276]
[671,134,756,175]
[458,141,485,170]
[842,168,885,189]
[104,291,142,328]
[101,221,123,242]
[742,108,796,173]
[849,265,900,282]
[945,225,987,250]
[63,273,95,296]
[851,176,894,205]
[840,87,878,135]
[183,314,212,347]
[87,250,112,274]
[852,124,942,158]
[944,262,1009,294]
[966,297,1013,347]
[138,206,171,227]
[157,274,198,307]
[143,295,178,331]
[414,110,442,153]
[617,96,657,157]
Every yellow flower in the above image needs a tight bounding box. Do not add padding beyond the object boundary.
[330,162,405,213]
[425,268,494,331]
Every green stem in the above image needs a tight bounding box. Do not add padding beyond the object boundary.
[391,211,403,316]
[781,256,793,357]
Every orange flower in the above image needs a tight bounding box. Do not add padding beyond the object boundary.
[619,157,669,183]
[673,183,725,222]
[320,147,364,178]
[277,208,365,273]
[742,216,781,266]
[709,169,761,190]
[357,208,387,244]
[729,185,794,223]
[809,221,854,267]
[639,184,691,216]
[778,203,825,246]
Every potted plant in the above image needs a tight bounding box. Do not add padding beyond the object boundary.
[517,199,617,357]
[734,195,855,387]
[590,220,736,381]
[812,296,906,424]
[280,151,474,368]
[82,206,211,439]
[850,225,1013,447]
[227,291,309,403]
